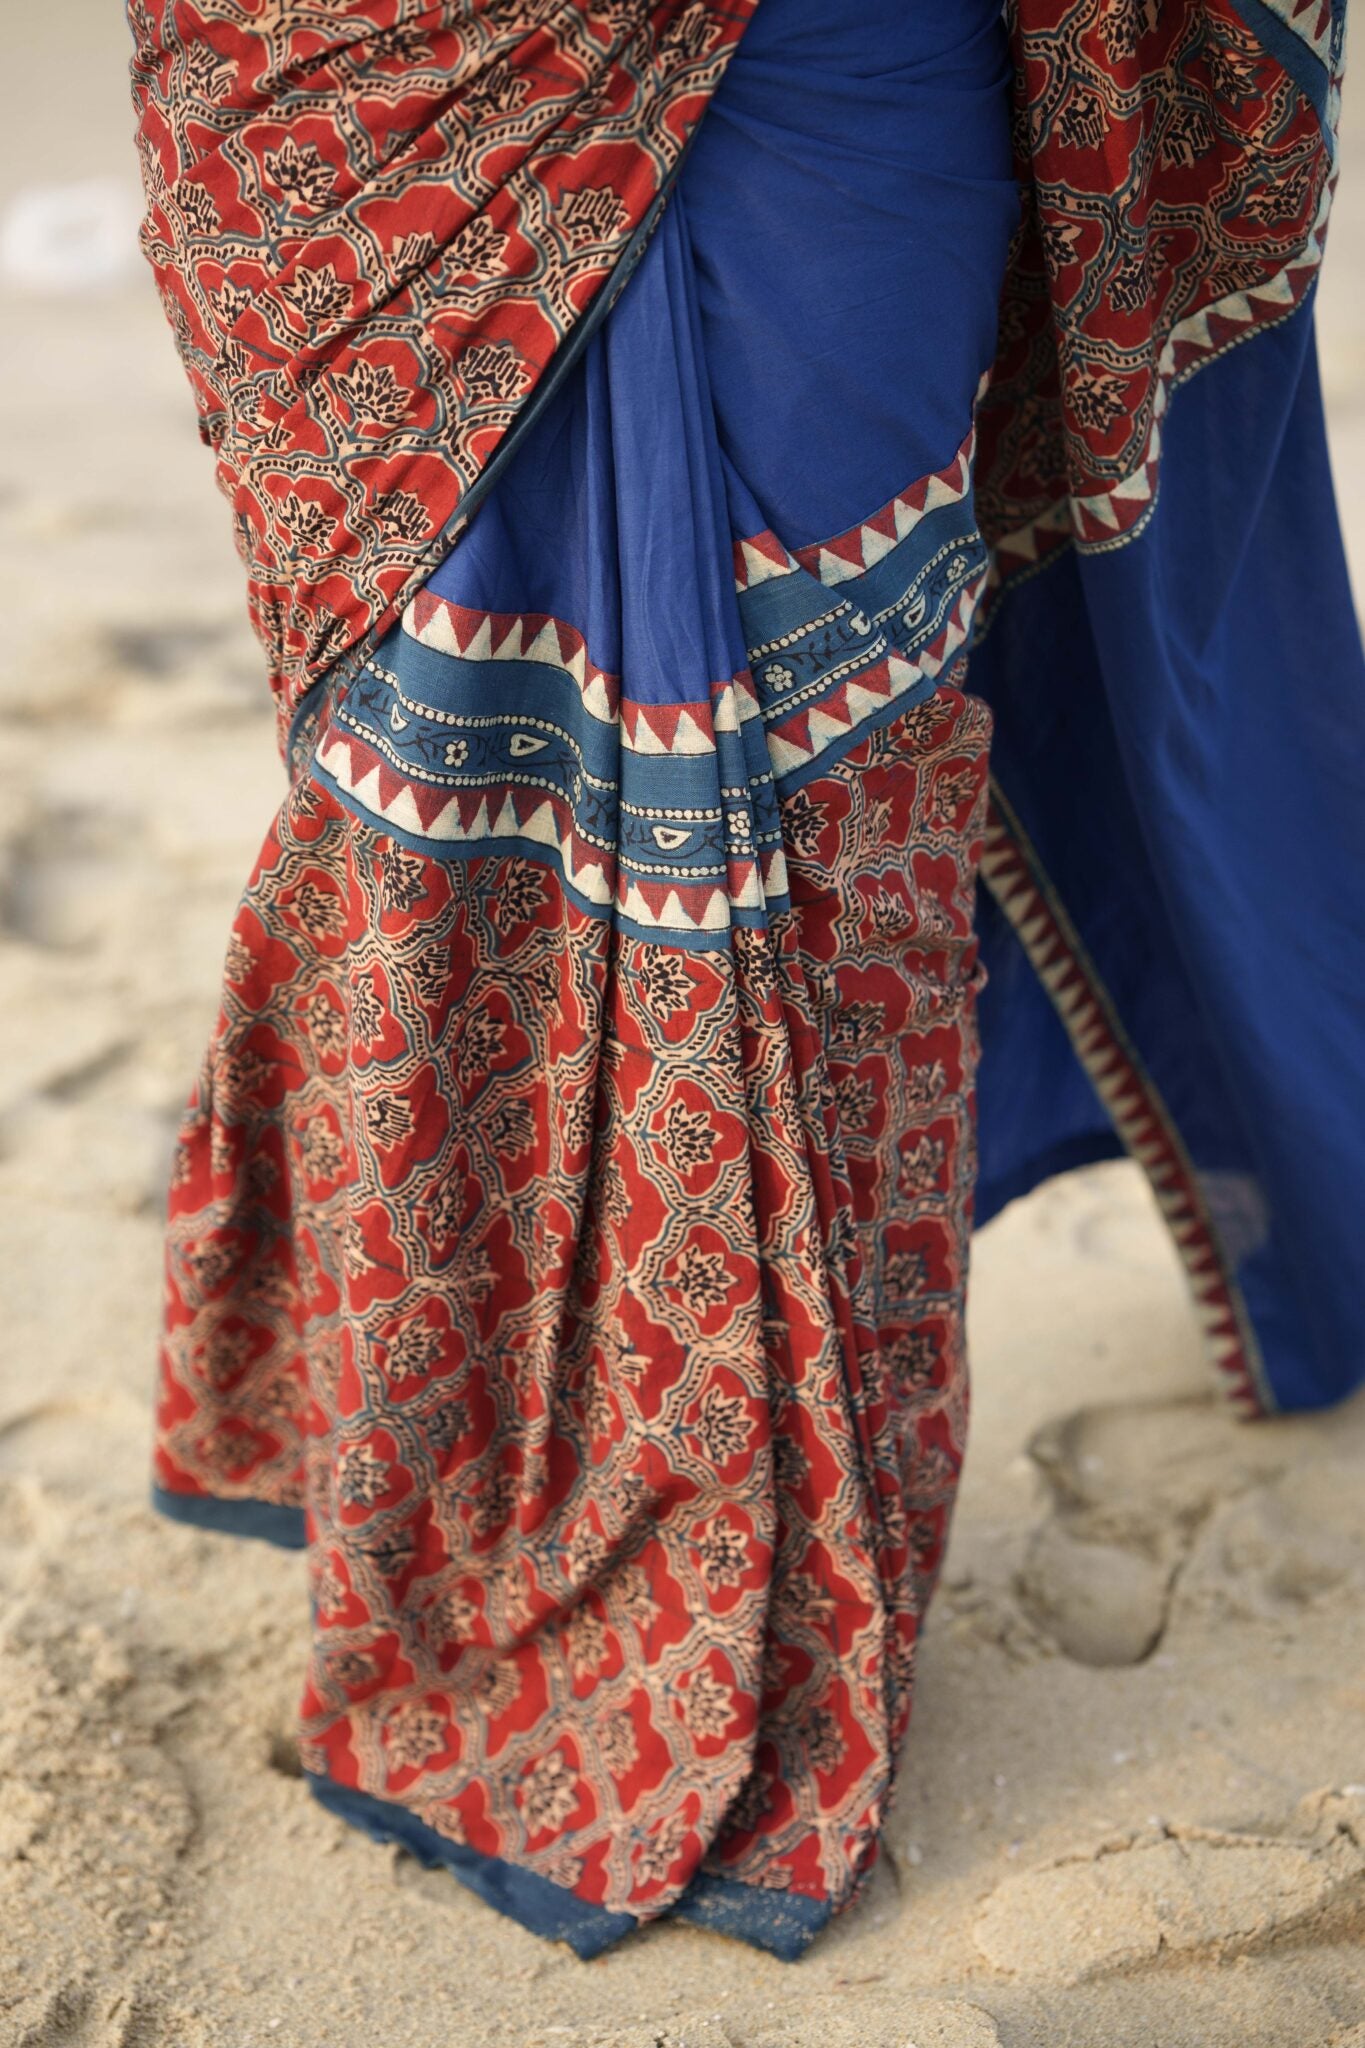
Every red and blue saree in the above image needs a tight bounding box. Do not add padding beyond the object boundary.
[130,0,1363,1957]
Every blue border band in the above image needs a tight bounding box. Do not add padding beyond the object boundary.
[150,1482,308,1549]
[305,1774,638,1959]
[671,1873,831,1958]
[304,1770,833,1960]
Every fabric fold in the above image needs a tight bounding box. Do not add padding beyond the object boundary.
[151,123,998,1930]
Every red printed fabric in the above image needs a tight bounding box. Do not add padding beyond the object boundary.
[128,0,757,738]
[976,0,1338,581]
[156,669,989,1927]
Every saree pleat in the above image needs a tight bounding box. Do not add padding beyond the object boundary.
[133,0,1363,1959]
[154,142,998,1938]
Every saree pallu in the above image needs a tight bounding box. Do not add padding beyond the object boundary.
[131,0,1365,1958]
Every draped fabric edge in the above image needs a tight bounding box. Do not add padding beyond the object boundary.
[960,0,1348,1422]
[281,166,691,773]
[979,786,1272,1415]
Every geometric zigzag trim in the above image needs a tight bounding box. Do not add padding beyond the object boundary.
[313,662,793,945]
[733,419,978,593]
[404,592,621,720]
[399,583,983,795]
[313,435,993,946]
[315,553,986,946]
[402,451,990,802]
[980,782,1272,1417]
[759,575,985,786]
[401,592,766,759]
[979,167,1337,615]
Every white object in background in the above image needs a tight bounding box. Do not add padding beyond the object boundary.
[0,178,144,294]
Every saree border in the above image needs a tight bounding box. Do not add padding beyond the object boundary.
[303,1771,832,1960]
[150,1480,308,1549]
[976,0,1344,631]
[976,171,1336,628]
[978,784,1272,1417]
[298,446,990,950]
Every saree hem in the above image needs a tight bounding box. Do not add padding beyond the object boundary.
[149,1482,308,1551]
[303,1772,833,1960]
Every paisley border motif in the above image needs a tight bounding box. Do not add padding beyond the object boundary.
[310,440,991,945]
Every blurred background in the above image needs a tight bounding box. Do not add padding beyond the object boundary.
[0,9,1362,2048]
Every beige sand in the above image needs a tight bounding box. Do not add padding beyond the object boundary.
[1,10,1364,2045]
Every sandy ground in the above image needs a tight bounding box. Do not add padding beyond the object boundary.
[2,10,1365,2048]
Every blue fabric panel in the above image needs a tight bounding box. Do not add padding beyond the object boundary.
[671,1873,832,1958]
[680,0,1018,546]
[426,194,745,709]
[972,297,1365,1412]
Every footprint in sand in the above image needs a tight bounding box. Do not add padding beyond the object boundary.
[0,1616,197,1971]
[20,1976,193,2048]
[1013,1395,1287,1666]
[14,1980,165,2048]
[98,617,265,727]
[103,620,239,681]
[0,1414,104,1590]
[0,1471,73,1581]
[5,617,260,730]
[36,1039,138,1105]
[1174,1454,1365,1627]
[972,1788,1365,1985]
[784,1998,1001,2048]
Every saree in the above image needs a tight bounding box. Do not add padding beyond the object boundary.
[129,0,1364,1958]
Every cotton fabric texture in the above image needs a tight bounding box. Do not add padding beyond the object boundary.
[130,0,1363,1958]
